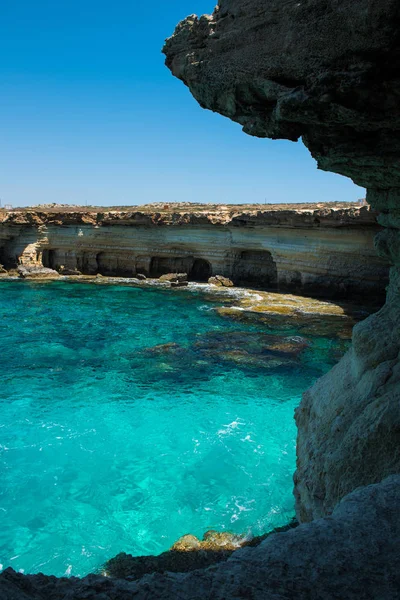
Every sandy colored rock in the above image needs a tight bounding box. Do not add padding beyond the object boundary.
[0,204,389,300]
[158,272,188,282]
[17,265,60,280]
[208,275,234,287]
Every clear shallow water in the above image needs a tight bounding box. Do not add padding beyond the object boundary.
[0,281,349,576]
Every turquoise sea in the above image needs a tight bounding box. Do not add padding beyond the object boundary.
[0,281,349,576]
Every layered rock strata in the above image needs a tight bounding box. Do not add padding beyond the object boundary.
[163,0,400,523]
[0,204,388,300]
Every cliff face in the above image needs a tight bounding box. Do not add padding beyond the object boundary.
[163,0,400,522]
[0,204,388,300]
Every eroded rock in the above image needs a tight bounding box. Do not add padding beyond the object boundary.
[163,1,400,190]
[208,275,234,287]
[17,265,60,280]
[158,272,188,283]
[0,204,389,299]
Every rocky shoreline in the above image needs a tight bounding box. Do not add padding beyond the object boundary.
[0,203,389,301]
[0,270,369,341]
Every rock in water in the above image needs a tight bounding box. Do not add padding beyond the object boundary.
[208,275,234,287]
[17,265,60,279]
[159,272,188,282]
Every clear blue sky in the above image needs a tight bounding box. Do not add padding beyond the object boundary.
[0,1,364,207]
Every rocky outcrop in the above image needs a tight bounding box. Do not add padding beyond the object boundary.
[1,476,400,599]
[163,0,400,524]
[163,1,400,190]
[17,265,60,279]
[208,275,234,287]
[0,204,389,300]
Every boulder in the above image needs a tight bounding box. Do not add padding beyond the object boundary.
[159,272,188,283]
[208,275,234,287]
[17,265,60,280]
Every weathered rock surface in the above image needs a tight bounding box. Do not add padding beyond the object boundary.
[208,275,234,287]
[158,272,188,282]
[0,204,389,300]
[17,265,60,279]
[1,477,400,599]
[163,1,400,190]
[295,266,400,520]
[103,523,298,579]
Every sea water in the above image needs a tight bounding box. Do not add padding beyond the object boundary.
[0,281,349,576]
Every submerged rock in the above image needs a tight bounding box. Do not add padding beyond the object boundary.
[142,342,182,355]
[215,291,367,340]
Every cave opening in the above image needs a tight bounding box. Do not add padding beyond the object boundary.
[233,250,277,289]
[96,252,137,277]
[96,252,113,276]
[76,252,93,275]
[0,245,7,267]
[149,256,193,277]
[42,249,58,270]
[0,240,19,269]
[189,258,212,282]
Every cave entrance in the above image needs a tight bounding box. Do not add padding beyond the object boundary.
[42,249,58,270]
[0,246,8,268]
[149,256,193,277]
[233,250,277,289]
[96,252,136,277]
[189,258,212,282]
[96,252,113,276]
[76,252,94,275]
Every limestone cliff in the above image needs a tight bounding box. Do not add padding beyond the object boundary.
[0,203,388,300]
[163,0,400,523]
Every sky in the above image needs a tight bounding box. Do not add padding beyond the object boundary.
[0,1,364,207]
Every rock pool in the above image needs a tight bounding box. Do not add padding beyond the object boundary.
[0,280,351,576]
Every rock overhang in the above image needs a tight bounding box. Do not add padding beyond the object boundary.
[163,0,400,190]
